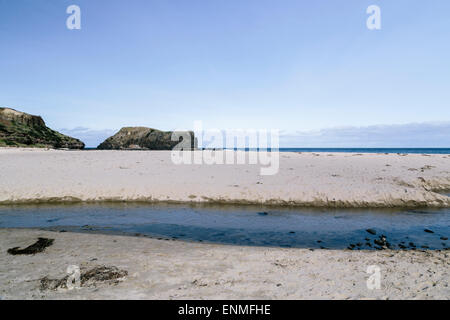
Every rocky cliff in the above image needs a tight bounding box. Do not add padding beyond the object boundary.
[0,107,85,149]
[97,127,197,150]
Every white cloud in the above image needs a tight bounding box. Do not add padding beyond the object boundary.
[279,122,450,148]
[59,127,117,148]
[59,122,450,148]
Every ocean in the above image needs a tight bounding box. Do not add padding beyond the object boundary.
[84,147,450,154]
[246,148,450,154]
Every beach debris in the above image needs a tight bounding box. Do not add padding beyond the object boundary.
[366,229,377,235]
[7,238,54,255]
[420,165,435,171]
[40,265,128,290]
[191,279,208,287]
[424,229,434,234]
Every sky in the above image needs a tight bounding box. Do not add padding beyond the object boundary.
[1,0,449,147]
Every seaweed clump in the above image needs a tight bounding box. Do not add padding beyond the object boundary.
[7,238,54,255]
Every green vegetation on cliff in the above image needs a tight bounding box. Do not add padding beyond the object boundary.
[0,107,85,149]
[97,127,196,150]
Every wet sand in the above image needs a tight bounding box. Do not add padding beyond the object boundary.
[0,229,448,300]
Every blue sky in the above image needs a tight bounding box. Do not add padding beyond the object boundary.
[1,0,449,147]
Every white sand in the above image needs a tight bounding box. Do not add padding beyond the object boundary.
[0,148,449,207]
[1,149,449,300]
[0,229,448,300]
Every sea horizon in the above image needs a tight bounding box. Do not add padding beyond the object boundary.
[82,147,450,154]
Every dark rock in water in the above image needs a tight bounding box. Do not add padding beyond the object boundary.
[7,238,54,255]
[424,229,434,234]
[97,127,197,150]
[440,237,448,241]
[258,212,268,216]
[0,107,84,149]
[366,229,377,235]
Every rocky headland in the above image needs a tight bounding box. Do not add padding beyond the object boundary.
[97,127,197,150]
[0,107,84,149]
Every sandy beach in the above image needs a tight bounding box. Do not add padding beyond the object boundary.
[0,148,449,208]
[3,0,450,304]
[0,228,448,300]
[1,148,449,300]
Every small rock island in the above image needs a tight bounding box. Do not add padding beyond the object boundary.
[0,107,84,149]
[97,127,197,150]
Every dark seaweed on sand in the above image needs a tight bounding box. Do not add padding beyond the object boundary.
[40,265,128,290]
[7,237,54,255]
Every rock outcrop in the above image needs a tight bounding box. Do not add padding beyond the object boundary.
[97,127,197,150]
[0,107,85,149]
